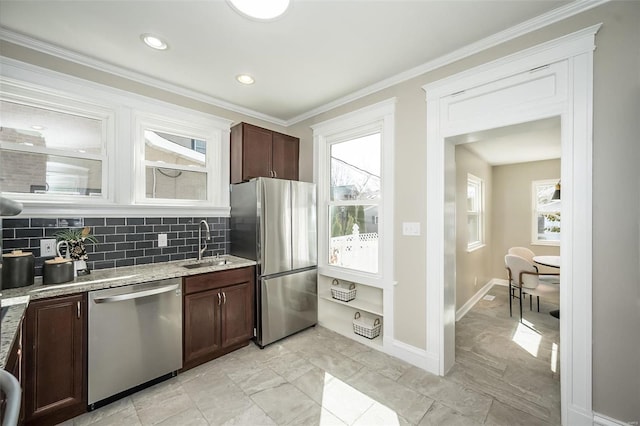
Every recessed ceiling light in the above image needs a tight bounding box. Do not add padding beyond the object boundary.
[236,74,255,85]
[227,0,290,21]
[141,34,168,50]
[31,125,45,131]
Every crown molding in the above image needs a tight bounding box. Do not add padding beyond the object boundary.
[284,0,610,126]
[0,27,288,127]
[0,0,609,128]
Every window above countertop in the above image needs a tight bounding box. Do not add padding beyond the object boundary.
[0,58,232,217]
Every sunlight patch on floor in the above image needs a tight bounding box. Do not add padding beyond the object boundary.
[320,372,400,425]
[512,321,542,357]
[551,342,559,373]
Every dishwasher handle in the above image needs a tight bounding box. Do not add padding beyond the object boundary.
[93,283,180,304]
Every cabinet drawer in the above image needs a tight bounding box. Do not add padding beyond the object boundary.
[183,267,253,295]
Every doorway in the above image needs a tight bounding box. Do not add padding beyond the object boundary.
[423,25,599,425]
[450,118,562,423]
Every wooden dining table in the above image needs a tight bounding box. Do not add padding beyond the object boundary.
[533,255,560,319]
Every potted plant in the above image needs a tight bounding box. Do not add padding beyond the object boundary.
[54,226,98,275]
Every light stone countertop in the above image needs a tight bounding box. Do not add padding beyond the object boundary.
[0,255,256,369]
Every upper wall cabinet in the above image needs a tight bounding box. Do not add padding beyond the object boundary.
[230,122,299,183]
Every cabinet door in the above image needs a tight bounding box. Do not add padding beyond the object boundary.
[272,132,299,181]
[24,294,86,424]
[220,281,254,349]
[241,123,273,182]
[183,289,221,368]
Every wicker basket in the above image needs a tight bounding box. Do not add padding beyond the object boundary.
[331,279,356,302]
[352,312,381,339]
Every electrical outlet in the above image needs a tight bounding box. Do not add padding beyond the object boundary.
[158,233,168,247]
[40,239,57,256]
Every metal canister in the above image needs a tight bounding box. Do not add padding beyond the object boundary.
[43,257,75,285]
[1,250,35,289]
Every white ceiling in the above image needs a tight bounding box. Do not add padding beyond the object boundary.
[448,117,561,166]
[0,0,576,125]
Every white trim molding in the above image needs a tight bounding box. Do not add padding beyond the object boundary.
[455,279,497,322]
[593,412,636,426]
[423,24,600,426]
[1,1,608,127]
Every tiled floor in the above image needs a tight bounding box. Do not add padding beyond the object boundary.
[62,286,560,425]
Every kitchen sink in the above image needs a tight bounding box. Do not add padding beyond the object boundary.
[182,259,232,269]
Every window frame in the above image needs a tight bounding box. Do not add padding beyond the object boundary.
[0,58,232,217]
[133,111,224,207]
[466,173,485,252]
[531,178,561,246]
[312,98,396,289]
[0,77,114,204]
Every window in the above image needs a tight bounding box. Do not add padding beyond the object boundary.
[0,89,111,201]
[1,61,231,216]
[134,112,224,206]
[329,133,381,273]
[532,179,560,245]
[466,173,484,251]
[313,99,395,287]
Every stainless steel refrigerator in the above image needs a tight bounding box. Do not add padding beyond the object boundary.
[230,178,317,347]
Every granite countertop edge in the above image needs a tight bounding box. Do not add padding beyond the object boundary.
[0,255,256,369]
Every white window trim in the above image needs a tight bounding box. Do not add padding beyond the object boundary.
[0,76,115,204]
[132,111,225,207]
[466,173,484,252]
[312,98,396,289]
[0,57,232,217]
[531,178,561,246]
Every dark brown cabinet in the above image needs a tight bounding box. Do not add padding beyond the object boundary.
[183,267,254,370]
[231,122,299,183]
[24,294,86,425]
[1,320,23,425]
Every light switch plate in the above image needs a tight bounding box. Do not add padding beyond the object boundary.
[158,233,168,247]
[402,222,421,236]
[40,239,57,256]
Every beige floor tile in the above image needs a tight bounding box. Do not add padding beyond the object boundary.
[351,348,413,381]
[131,379,196,425]
[398,366,492,423]
[484,399,556,426]
[291,366,335,404]
[347,369,434,424]
[250,383,318,424]
[220,403,276,426]
[418,401,482,426]
[153,408,208,426]
[265,351,315,382]
[72,397,138,426]
[353,402,413,426]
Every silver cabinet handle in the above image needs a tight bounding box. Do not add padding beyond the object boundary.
[222,292,226,304]
[217,292,221,306]
[77,301,81,319]
[93,284,179,303]
[273,170,277,178]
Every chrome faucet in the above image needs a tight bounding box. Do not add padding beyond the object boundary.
[198,220,211,260]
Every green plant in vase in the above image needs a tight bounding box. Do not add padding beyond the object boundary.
[54,227,98,275]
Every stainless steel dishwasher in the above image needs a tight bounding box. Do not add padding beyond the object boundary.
[88,278,182,409]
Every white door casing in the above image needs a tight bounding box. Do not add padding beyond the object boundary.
[423,24,600,426]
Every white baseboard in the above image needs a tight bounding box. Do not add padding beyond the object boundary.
[388,339,439,374]
[593,412,635,426]
[456,278,505,321]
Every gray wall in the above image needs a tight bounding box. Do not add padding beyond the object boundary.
[491,159,561,278]
[454,145,493,311]
[1,1,638,421]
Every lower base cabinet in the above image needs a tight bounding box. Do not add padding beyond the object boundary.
[24,294,86,426]
[183,267,254,370]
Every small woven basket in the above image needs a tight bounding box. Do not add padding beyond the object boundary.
[330,279,356,302]
[352,311,381,339]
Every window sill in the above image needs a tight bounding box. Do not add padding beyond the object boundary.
[466,243,486,253]
[531,241,560,247]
